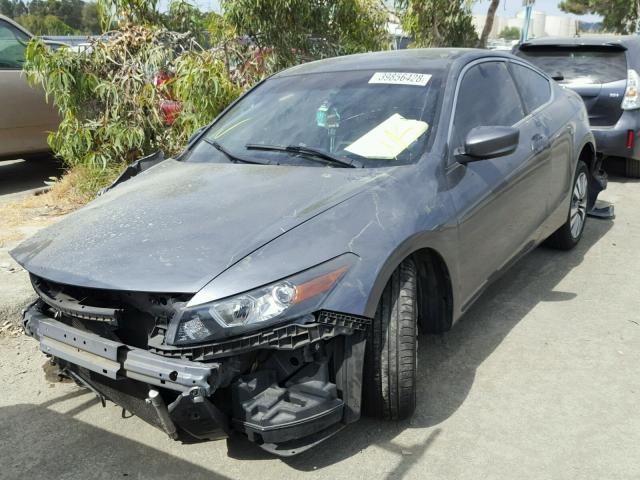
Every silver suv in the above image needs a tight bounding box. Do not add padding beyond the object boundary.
[515,36,640,177]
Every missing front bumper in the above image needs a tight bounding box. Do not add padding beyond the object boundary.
[22,303,368,455]
[24,308,218,395]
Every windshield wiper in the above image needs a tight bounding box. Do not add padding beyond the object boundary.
[245,144,361,168]
[203,138,263,165]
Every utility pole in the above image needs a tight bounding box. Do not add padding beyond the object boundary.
[520,0,535,42]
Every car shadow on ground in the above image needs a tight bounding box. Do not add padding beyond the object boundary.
[0,401,234,480]
[604,159,640,182]
[0,155,62,199]
[226,215,614,472]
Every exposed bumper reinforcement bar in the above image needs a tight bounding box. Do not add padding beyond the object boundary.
[22,303,368,455]
[24,308,218,395]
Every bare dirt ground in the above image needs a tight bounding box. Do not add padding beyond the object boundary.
[1,174,639,479]
[0,157,82,335]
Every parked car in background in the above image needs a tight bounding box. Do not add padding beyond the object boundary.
[515,36,640,177]
[41,35,94,53]
[0,14,60,160]
[12,49,604,456]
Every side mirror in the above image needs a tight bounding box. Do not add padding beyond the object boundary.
[458,126,520,163]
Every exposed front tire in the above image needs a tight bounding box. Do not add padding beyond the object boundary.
[546,161,589,250]
[363,258,418,420]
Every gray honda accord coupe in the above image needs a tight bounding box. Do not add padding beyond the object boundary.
[11,48,605,456]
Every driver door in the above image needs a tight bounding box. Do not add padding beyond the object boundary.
[446,60,550,309]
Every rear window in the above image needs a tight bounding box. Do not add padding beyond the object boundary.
[509,63,551,113]
[516,47,627,85]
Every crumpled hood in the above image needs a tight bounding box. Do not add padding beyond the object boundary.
[11,159,388,293]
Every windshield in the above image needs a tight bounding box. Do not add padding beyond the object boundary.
[184,69,444,167]
[516,47,627,85]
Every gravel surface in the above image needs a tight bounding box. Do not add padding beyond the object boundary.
[0,157,63,333]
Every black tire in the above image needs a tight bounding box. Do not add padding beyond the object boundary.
[363,258,418,420]
[626,158,640,178]
[546,161,589,250]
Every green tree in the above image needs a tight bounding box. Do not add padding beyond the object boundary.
[0,0,13,15]
[53,0,85,31]
[5,0,99,34]
[96,0,208,35]
[164,0,208,36]
[81,2,100,33]
[24,0,243,196]
[24,0,48,17]
[477,0,499,48]
[221,0,389,69]
[16,13,77,34]
[559,0,639,34]
[395,0,478,48]
[95,0,161,30]
[0,0,27,17]
[498,26,520,40]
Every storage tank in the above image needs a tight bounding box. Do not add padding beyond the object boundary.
[507,18,522,30]
[473,14,512,39]
[493,16,506,37]
[545,15,573,37]
[531,10,547,38]
[472,15,487,37]
[517,9,546,38]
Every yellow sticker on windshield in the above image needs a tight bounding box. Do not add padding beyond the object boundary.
[345,114,428,159]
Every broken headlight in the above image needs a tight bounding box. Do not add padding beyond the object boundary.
[169,255,355,345]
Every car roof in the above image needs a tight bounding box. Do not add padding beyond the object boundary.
[274,48,515,77]
[518,35,639,49]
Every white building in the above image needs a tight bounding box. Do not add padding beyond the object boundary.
[473,10,578,39]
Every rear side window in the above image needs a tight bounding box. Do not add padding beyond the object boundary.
[509,63,551,113]
[516,48,627,84]
[452,61,525,147]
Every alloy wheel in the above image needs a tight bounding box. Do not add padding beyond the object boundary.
[570,172,588,239]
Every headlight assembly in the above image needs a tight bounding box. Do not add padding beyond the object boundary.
[168,254,355,345]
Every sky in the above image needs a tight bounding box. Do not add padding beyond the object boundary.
[158,0,602,24]
[472,0,602,23]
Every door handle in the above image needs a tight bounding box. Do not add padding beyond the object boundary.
[531,134,549,154]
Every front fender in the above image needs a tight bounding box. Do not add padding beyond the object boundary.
[189,165,460,321]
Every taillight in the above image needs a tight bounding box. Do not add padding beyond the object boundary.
[627,130,634,149]
[622,69,640,110]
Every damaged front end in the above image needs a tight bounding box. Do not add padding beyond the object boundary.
[23,272,370,456]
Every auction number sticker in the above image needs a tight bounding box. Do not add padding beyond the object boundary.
[368,72,432,86]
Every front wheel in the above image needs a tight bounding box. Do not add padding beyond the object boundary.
[546,161,589,250]
[363,258,418,420]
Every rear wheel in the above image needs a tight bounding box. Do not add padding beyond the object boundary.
[363,258,418,420]
[546,161,589,250]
